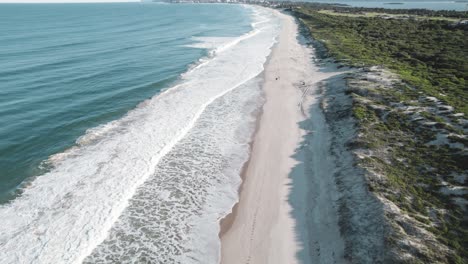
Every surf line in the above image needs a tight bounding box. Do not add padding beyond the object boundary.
[78,40,273,264]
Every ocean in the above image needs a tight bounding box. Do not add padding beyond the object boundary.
[0,3,279,263]
[0,3,252,202]
[0,1,463,263]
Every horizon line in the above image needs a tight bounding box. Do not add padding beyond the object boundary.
[0,0,141,3]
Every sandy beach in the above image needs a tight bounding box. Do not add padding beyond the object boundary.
[220,9,347,264]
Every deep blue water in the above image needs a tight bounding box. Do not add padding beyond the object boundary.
[0,3,251,202]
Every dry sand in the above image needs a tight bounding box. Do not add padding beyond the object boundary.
[220,9,347,264]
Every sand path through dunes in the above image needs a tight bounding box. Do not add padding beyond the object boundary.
[220,9,347,264]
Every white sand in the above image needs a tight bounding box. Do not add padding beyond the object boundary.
[220,9,346,264]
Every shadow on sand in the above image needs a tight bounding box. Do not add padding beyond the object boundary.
[285,19,387,263]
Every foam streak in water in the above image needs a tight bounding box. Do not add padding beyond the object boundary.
[0,5,279,264]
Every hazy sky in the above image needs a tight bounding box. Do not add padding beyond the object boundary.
[0,0,140,2]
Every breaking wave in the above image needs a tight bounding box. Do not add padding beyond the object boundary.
[0,5,279,264]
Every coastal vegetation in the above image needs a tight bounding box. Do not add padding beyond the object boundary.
[292,6,467,263]
[294,8,467,114]
[282,2,468,19]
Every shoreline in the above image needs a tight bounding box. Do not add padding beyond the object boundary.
[219,8,347,263]
[219,9,303,263]
[218,104,262,238]
[0,5,280,263]
[218,13,272,240]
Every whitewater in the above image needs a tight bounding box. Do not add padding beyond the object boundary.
[0,5,279,264]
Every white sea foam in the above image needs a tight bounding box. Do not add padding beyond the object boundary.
[0,5,279,264]
[187,36,236,50]
[84,76,265,264]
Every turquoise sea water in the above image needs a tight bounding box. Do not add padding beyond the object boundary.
[0,3,251,202]
[0,2,463,202]
[1,1,461,262]
[0,4,280,262]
